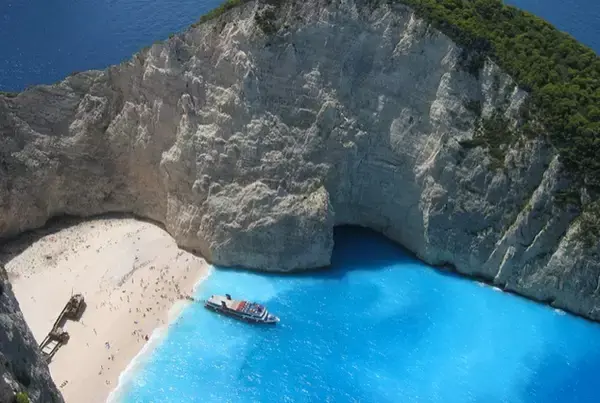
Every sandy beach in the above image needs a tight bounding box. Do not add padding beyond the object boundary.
[1,216,210,403]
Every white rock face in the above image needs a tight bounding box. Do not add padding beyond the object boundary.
[1,0,598,325]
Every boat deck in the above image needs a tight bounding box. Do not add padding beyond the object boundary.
[207,295,265,316]
[205,295,279,324]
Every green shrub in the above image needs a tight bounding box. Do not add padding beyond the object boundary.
[255,9,278,34]
[14,392,29,403]
[192,0,245,27]
[398,0,600,189]
[192,0,600,190]
[398,0,600,241]
[464,100,482,116]
[0,91,18,98]
[554,189,581,208]
[579,202,600,248]
[459,111,514,169]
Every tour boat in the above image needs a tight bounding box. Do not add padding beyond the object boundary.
[204,294,280,324]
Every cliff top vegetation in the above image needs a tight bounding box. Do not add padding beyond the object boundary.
[400,0,600,193]
[196,0,599,192]
[396,0,599,244]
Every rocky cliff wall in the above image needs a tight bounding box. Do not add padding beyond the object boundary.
[0,0,598,330]
[0,265,63,402]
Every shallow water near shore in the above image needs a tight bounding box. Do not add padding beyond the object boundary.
[113,227,600,402]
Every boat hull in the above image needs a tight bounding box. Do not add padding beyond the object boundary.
[204,302,279,324]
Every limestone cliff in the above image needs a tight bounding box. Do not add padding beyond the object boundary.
[1,0,598,333]
[0,265,63,403]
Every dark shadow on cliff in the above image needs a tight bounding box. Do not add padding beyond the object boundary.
[0,212,169,266]
[126,226,600,402]
[189,226,445,402]
[213,225,420,281]
[205,226,600,402]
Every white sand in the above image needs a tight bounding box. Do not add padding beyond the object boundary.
[2,217,210,403]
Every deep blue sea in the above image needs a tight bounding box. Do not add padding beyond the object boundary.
[0,0,223,91]
[505,0,600,52]
[0,0,599,91]
[111,228,600,402]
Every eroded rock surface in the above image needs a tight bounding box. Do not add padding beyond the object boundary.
[0,265,63,403]
[1,0,598,328]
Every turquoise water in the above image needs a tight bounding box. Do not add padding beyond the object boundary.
[115,228,600,402]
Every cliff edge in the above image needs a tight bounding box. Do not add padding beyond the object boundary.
[0,265,63,402]
[1,0,598,326]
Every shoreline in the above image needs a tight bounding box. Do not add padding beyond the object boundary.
[106,267,211,403]
[2,217,210,403]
